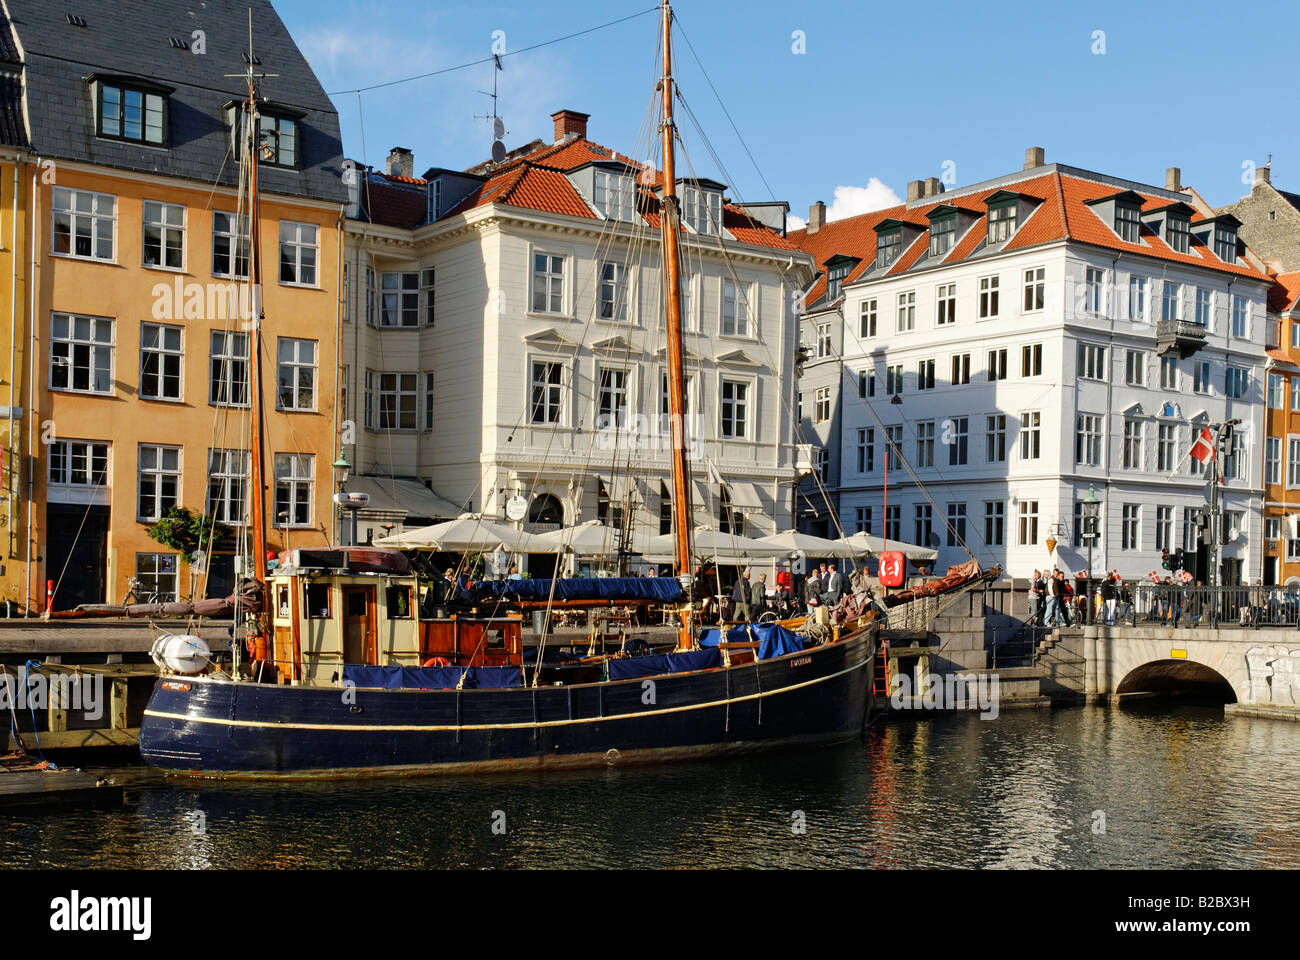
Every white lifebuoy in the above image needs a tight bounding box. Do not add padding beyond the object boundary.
[150,634,212,675]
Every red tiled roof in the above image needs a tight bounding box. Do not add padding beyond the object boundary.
[362,176,427,230]
[1269,272,1300,315]
[1267,348,1293,365]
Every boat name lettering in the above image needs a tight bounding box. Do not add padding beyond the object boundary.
[790,657,812,668]
[161,681,192,692]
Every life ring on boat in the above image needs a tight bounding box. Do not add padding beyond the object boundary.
[422,656,451,668]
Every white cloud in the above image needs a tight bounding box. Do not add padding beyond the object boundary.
[788,213,807,231]
[824,179,901,221]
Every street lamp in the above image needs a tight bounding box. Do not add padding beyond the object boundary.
[332,450,351,545]
[1081,484,1102,624]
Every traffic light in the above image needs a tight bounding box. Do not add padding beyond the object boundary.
[1161,548,1171,570]
[1172,549,1185,572]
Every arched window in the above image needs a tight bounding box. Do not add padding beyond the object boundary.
[527,494,564,528]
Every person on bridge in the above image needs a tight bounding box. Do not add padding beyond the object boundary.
[1100,576,1118,626]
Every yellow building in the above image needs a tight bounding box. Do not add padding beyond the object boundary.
[0,145,30,614]
[1264,272,1300,584]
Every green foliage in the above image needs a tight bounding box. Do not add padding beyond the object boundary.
[146,506,233,563]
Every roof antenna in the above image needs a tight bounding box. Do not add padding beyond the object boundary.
[475,54,508,165]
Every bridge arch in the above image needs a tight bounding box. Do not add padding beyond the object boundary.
[1115,658,1237,703]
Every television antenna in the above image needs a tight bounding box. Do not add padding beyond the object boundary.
[474,54,508,164]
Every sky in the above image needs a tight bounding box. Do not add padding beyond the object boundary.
[273,0,1300,226]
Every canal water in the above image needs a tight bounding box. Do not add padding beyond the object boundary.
[4,704,1299,869]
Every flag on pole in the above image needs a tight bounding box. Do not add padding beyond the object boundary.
[1189,426,1216,462]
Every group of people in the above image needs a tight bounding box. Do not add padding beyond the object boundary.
[1028,569,1134,627]
[802,562,845,609]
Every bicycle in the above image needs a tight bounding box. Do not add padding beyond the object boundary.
[122,577,164,606]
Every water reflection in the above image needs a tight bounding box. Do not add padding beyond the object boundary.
[3,705,1298,869]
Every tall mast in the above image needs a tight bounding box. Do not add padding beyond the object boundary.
[244,65,269,593]
[659,1,693,592]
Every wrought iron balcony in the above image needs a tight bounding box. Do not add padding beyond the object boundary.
[1156,318,1208,358]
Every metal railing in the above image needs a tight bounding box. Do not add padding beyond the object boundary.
[1026,584,1300,630]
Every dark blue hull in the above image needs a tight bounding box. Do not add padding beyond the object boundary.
[139,631,875,778]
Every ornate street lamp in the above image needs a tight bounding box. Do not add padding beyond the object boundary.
[332,450,353,546]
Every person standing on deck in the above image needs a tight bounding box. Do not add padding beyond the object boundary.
[824,563,844,607]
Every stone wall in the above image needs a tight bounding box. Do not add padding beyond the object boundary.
[1219,179,1300,274]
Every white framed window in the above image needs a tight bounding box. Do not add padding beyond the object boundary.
[1021,343,1042,378]
[51,313,114,395]
[1162,281,1181,322]
[597,367,629,429]
[374,372,418,430]
[886,364,903,396]
[276,338,317,411]
[885,426,903,470]
[681,186,722,236]
[1128,275,1148,322]
[947,417,968,466]
[987,348,1007,381]
[929,218,955,258]
[815,386,831,423]
[1023,267,1045,312]
[1266,517,1281,541]
[1232,295,1249,338]
[856,428,874,473]
[365,267,376,327]
[421,268,435,326]
[98,83,166,144]
[914,504,934,547]
[916,420,935,468]
[816,321,832,358]
[986,415,1006,463]
[209,331,249,407]
[423,373,435,431]
[854,506,873,534]
[254,114,298,169]
[1018,500,1039,546]
[274,453,314,528]
[858,369,875,398]
[720,379,750,439]
[1121,504,1140,550]
[598,261,628,321]
[1160,356,1178,390]
[952,353,970,385]
[1292,377,1300,412]
[135,554,179,603]
[985,501,1004,546]
[278,221,318,286]
[859,299,877,338]
[1193,360,1212,395]
[1183,507,1200,552]
[946,502,967,547]
[1157,424,1177,472]
[207,449,248,525]
[1084,267,1105,314]
[142,200,184,270]
[1166,215,1190,254]
[1116,203,1141,243]
[1266,437,1281,486]
[1289,437,1300,489]
[1269,373,1285,409]
[1216,226,1238,264]
[1076,414,1102,467]
[137,443,180,521]
[593,170,633,221]
[885,505,901,542]
[988,204,1016,243]
[212,211,250,279]
[140,322,182,401]
[917,358,935,390]
[48,440,109,488]
[936,283,956,325]
[1020,411,1041,460]
[1155,506,1173,551]
[1224,365,1248,400]
[877,229,903,268]
[1122,420,1144,469]
[380,272,420,327]
[1125,349,1146,386]
[52,187,115,261]
[722,279,753,337]
[529,360,564,424]
[1195,288,1212,326]
[896,291,916,332]
[1077,343,1106,381]
[978,275,1000,319]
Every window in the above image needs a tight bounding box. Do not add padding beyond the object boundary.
[135,554,179,603]
[254,114,297,168]
[816,321,832,358]
[986,415,1006,463]
[856,428,874,473]
[1266,518,1281,541]
[814,386,831,423]
[1122,420,1143,469]
[1232,296,1249,338]
[52,188,115,261]
[142,201,184,269]
[722,280,753,337]
[826,262,850,302]
[274,454,314,527]
[48,440,108,488]
[1224,366,1248,400]
[1023,267,1045,312]
[985,501,1005,546]
[380,272,420,327]
[278,221,318,285]
[598,261,628,321]
[814,448,829,483]
[1125,349,1146,386]
[1116,203,1141,243]
[1266,437,1281,485]
[593,170,633,221]
[951,353,970,385]
[1195,288,1212,327]
[1290,439,1300,489]
[373,372,417,430]
[854,506,873,534]
[886,364,903,396]
[1183,507,1200,552]
[1157,424,1177,472]
[530,252,565,314]
[946,502,967,547]
[936,283,956,325]
[987,348,1007,381]
[885,505,901,541]
[1020,411,1041,460]
[1129,276,1148,322]
[1018,501,1038,546]
[947,417,968,466]
[681,186,722,236]
[916,421,935,467]
[420,269,435,326]
[1075,414,1102,467]
[720,380,748,439]
[1293,377,1300,412]
[1166,215,1189,253]
[858,369,875,399]
[138,444,180,521]
[1155,506,1173,551]
[914,504,933,548]
[210,331,249,407]
[365,267,376,328]
[97,83,165,144]
[212,212,250,279]
[877,229,903,268]
[1121,504,1140,550]
[340,366,349,419]
[207,449,248,524]
[598,368,628,428]
[1161,281,1181,323]
[885,426,903,470]
[680,274,695,331]
[51,313,113,394]
[530,361,563,424]
[1160,356,1178,390]
[978,276,999,319]
[930,218,955,258]
[276,338,316,411]
[988,204,1016,243]
[1194,360,1212,395]
[423,373,435,431]
[1269,374,1285,409]
[1084,267,1105,315]
[1077,343,1106,381]
[1021,344,1042,378]
[917,358,935,391]
[896,291,916,332]
[859,299,877,338]
[140,323,182,401]
[1216,226,1237,264]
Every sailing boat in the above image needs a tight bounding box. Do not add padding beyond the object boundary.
[136,2,984,778]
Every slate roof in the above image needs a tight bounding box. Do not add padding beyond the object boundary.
[3,0,344,202]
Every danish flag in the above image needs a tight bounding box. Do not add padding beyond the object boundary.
[1189,426,1216,463]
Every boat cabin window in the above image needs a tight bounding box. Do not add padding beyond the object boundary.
[485,627,506,651]
[386,585,414,619]
[306,583,331,619]
[276,584,290,618]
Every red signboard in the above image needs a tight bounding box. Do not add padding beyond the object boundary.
[878,551,906,588]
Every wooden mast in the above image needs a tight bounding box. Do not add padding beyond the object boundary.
[659,1,694,648]
[243,64,270,632]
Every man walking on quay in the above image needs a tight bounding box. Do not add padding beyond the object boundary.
[751,573,767,620]
[1044,569,1061,627]
[1100,575,1117,626]
[733,570,753,622]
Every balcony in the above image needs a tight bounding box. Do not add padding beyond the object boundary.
[1156,319,1207,358]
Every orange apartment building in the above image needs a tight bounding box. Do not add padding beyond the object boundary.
[1264,272,1300,584]
[1,1,347,612]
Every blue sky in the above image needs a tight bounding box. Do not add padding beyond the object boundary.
[275,0,1299,223]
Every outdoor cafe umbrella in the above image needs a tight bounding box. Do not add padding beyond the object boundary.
[529,520,659,557]
[756,529,859,559]
[642,526,792,564]
[373,514,542,553]
[836,531,938,563]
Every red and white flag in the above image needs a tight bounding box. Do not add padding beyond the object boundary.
[1189,426,1216,463]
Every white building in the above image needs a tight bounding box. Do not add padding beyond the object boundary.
[792,149,1274,582]
[339,110,814,570]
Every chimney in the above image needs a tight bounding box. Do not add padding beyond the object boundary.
[551,109,590,143]
[1256,164,1272,186]
[924,177,942,198]
[907,179,924,202]
[386,147,414,179]
[1165,166,1182,192]
[808,201,826,234]
[1024,146,1045,170]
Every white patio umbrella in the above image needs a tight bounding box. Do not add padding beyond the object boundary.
[836,531,938,563]
[373,514,542,553]
[757,529,859,559]
[642,526,792,563]
[529,520,659,557]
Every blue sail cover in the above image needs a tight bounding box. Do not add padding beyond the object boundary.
[607,648,721,681]
[342,665,523,690]
[698,623,806,661]
[474,577,683,603]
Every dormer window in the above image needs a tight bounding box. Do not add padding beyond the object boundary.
[228,103,300,170]
[826,261,851,301]
[682,185,722,236]
[1116,202,1141,243]
[987,204,1016,244]
[593,170,633,222]
[95,80,167,145]
[877,229,903,269]
[929,216,955,257]
[1166,214,1189,254]
[1214,224,1237,264]
[427,178,442,222]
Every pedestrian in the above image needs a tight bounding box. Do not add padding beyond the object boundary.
[1027,570,1044,625]
[804,570,822,607]
[1100,575,1117,626]
[1044,569,1062,627]
[751,573,767,619]
[824,562,844,606]
[733,570,753,623]
[817,562,830,595]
